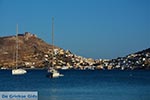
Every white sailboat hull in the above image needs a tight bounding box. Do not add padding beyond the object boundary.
[12,69,27,75]
[47,68,64,78]
[52,72,60,78]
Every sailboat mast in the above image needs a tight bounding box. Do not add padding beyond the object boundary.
[16,24,18,68]
[51,17,54,67]
[52,17,54,54]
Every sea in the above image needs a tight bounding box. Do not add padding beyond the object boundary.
[0,69,150,100]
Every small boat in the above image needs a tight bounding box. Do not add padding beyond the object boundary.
[12,24,27,75]
[12,69,27,75]
[47,68,63,78]
[1,67,7,70]
[61,66,69,70]
[46,17,63,78]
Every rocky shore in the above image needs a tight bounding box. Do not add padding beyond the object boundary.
[0,32,150,70]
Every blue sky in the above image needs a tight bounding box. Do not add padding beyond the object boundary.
[0,0,150,59]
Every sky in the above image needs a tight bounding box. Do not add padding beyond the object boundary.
[0,0,150,59]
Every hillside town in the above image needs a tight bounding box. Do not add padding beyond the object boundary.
[0,33,150,70]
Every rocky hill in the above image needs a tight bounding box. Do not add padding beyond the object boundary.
[0,32,150,70]
[0,32,98,70]
[0,32,57,69]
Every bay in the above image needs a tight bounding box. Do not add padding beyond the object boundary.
[0,70,150,100]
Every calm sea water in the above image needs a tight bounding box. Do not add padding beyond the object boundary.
[0,69,150,100]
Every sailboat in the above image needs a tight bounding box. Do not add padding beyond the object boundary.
[12,24,27,75]
[46,18,63,78]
